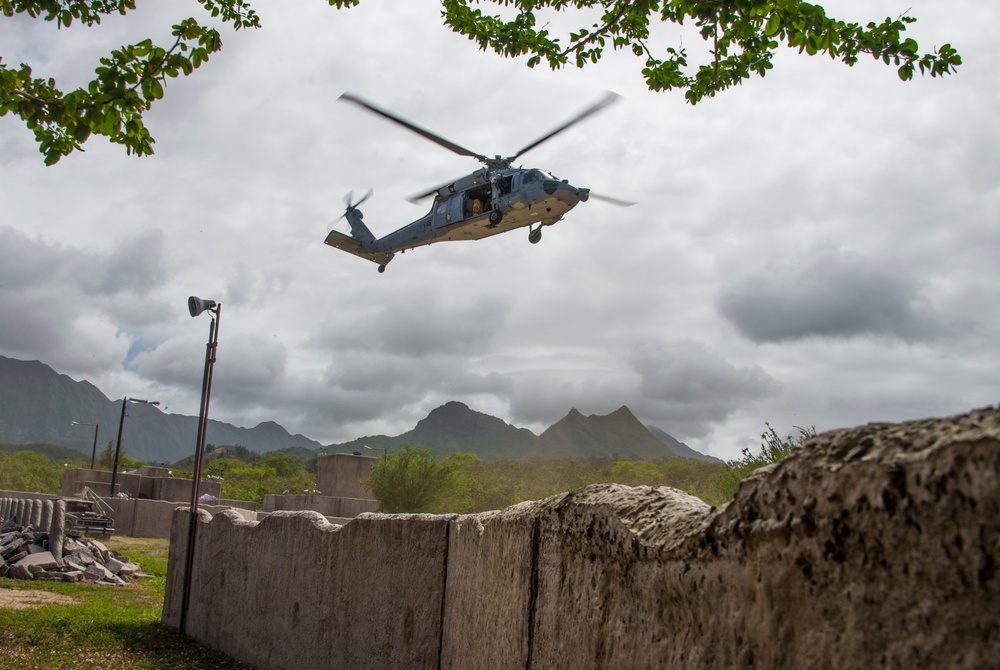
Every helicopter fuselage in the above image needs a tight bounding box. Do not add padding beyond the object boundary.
[325,167,591,271]
[324,91,627,272]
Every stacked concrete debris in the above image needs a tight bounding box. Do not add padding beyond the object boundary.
[0,497,140,585]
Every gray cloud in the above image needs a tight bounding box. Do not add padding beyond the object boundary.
[628,340,779,439]
[311,292,512,358]
[1,2,997,458]
[0,227,170,375]
[504,367,635,429]
[716,249,959,343]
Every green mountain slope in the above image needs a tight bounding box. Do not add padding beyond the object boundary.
[536,406,678,459]
[0,355,322,463]
[328,403,710,462]
[646,425,722,463]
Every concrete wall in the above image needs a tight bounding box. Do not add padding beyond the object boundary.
[106,498,256,538]
[2,488,253,538]
[164,510,451,670]
[316,453,376,500]
[163,406,1000,670]
[61,468,221,502]
[0,490,60,502]
[262,493,378,518]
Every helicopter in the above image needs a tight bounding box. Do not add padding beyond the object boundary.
[324,92,633,273]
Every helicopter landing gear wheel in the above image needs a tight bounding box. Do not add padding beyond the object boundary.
[488,210,503,226]
[378,264,386,273]
[528,228,542,244]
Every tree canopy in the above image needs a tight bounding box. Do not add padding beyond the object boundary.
[364,444,464,513]
[2,0,960,165]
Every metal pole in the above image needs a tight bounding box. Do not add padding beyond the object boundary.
[90,423,100,470]
[110,398,128,496]
[180,305,220,634]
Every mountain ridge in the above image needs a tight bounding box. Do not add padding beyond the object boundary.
[0,355,719,463]
[328,402,720,462]
[0,355,323,463]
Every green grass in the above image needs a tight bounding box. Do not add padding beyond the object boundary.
[0,536,252,670]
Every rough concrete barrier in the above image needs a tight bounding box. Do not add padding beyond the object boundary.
[164,406,1000,669]
[164,509,453,670]
[103,497,255,539]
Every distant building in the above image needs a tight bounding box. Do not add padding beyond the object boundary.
[263,453,379,523]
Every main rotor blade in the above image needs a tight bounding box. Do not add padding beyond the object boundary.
[407,181,450,204]
[509,91,621,162]
[589,192,636,207]
[339,93,486,162]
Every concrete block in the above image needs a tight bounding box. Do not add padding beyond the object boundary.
[30,498,42,527]
[84,563,113,582]
[67,547,96,565]
[39,499,53,531]
[105,556,125,575]
[165,509,454,670]
[6,564,33,580]
[23,499,35,526]
[0,537,24,558]
[440,505,538,670]
[117,562,141,578]
[89,538,109,564]
[48,499,66,567]
[16,550,58,570]
[35,570,64,582]
[65,559,87,572]
[61,570,84,583]
[5,550,27,564]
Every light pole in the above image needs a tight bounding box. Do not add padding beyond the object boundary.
[181,295,221,634]
[110,397,159,495]
[71,420,100,469]
[363,445,387,462]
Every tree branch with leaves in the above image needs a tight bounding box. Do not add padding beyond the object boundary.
[441,0,961,103]
[2,0,959,165]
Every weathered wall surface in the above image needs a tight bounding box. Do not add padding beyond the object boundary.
[105,498,254,538]
[2,488,252,539]
[316,453,377,500]
[163,406,1000,670]
[61,468,221,501]
[262,493,378,517]
[0,490,60,502]
[164,509,453,670]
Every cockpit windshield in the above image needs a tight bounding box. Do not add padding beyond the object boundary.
[522,169,555,184]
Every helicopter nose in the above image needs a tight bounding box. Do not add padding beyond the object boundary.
[544,179,588,204]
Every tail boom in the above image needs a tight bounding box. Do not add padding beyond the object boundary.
[323,230,393,266]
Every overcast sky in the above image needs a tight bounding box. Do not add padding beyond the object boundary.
[1,1,997,459]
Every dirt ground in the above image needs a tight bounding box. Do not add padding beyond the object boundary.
[0,588,80,610]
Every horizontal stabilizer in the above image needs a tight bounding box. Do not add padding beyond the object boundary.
[324,230,384,265]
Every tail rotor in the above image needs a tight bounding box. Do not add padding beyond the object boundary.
[337,188,374,223]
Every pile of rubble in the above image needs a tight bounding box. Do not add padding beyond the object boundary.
[0,497,141,586]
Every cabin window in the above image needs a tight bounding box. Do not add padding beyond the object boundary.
[496,175,514,195]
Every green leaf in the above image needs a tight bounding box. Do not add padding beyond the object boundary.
[764,14,781,37]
